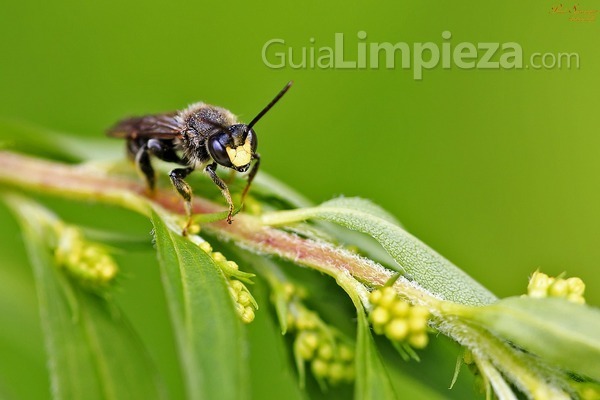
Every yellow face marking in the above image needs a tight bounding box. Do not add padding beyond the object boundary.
[226,138,253,167]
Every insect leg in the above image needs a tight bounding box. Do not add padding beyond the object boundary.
[169,166,194,211]
[134,144,156,193]
[147,138,188,165]
[205,163,235,224]
[241,153,260,202]
[169,166,195,234]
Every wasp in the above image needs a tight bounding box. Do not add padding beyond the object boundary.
[107,81,292,229]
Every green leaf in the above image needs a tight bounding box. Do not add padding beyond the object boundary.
[245,276,306,400]
[460,296,600,381]
[9,198,166,400]
[322,197,402,226]
[150,211,249,400]
[354,310,398,400]
[334,273,397,400]
[263,197,497,306]
[253,171,314,209]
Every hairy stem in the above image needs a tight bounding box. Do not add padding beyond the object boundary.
[0,151,427,302]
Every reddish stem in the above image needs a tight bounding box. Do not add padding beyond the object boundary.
[0,151,391,287]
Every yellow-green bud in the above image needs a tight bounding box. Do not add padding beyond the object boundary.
[527,271,587,303]
[408,332,429,349]
[532,385,555,400]
[528,271,551,294]
[566,277,585,296]
[408,306,430,332]
[549,279,568,297]
[408,316,428,333]
[230,279,244,292]
[212,252,227,263]
[296,311,318,330]
[282,283,295,300]
[338,344,354,362]
[317,343,334,361]
[371,307,390,331]
[390,300,410,317]
[199,241,212,253]
[98,261,118,282]
[241,307,255,324]
[328,362,345,383]
[226,260,239,271]
[82,246,101,260]
[294,332,319,360]
[300,332,319,351]
[379,287,397,308]
[369,289,383,305]
[311,359,329,378]
[577,383,600,400]
[55,227,118,290]
[385,319,409,341]
[296,341,315,360]
[238,291,252,307]
[66,252,81,268]
[187,223,200,235]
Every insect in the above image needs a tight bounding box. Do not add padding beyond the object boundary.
[107,81,292,229]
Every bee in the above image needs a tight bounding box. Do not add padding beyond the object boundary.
[107,81,292,229]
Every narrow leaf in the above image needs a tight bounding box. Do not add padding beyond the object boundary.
[461,297,600,381]
[9,198,165,400]
[354,310,398,400]
[245,278,306,400]
[322,197,402,226]
[263,197,497,306]
[151,211,249,400]
[335,274,397,400]
[253,171,314,209]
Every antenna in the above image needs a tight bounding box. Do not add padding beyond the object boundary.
[248,81,293,128]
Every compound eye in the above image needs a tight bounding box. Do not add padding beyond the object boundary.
[246,128,258,152]
[208,135,233,167]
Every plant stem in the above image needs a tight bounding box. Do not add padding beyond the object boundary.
[0,151,429,303]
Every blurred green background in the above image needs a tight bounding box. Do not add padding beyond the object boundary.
[1,1,598,399]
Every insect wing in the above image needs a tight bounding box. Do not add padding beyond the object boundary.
[107,113,182,139]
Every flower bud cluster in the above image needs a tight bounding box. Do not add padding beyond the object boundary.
[54,226,118,291]
[574,382,600,400]
[369,287,430,349]
[229,278,256,324]
[198,241,257,323]
[279,282,354,387]
[292,308,355,386]
[527,271,586,304]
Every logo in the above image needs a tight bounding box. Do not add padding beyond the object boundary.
[550,3,598,22]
